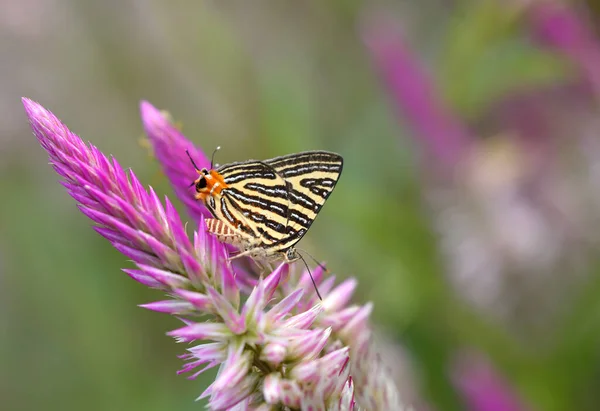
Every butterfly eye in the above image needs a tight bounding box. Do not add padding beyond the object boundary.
[195,178,207,191]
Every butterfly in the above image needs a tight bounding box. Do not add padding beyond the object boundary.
[187,149,343,265]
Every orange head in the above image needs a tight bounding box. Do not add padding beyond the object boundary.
[192,168,228,202]
[186,149,228,202]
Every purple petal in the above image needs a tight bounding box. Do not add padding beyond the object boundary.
[267,288,304,323]
[263,263,287,300]
[339,376,356,411]
[164,196,194,254]
[139,300,194,314]
[282,304,323,330]
[135,264,191,289]
[114,243,161,267]
[291,347,349,383]
[276,378,303,409]
[287,327,331,361]
[93,227,129,245]
[362,22,472,171]
[320,305,362,330]
[452,350,530,411]
[298,264,325,291]
[212,344,250,391]
[78,206,147,249]
[338,303,373,343]
[173,288,214,312]
[242,281,267,323]
[323,278,357,312]
[220,249,240,309]
[122,268,164,288]
[208,374,258,410]
[259,342,287,367]
[529,3,600,94]
[263,373,283,404]
[168,322,231,343]
[136,231,180,270]
[139,100,212,223]
[179,249,208,286]
[128,169,149,210]
[187,342,226,360]
[207,287,246,335]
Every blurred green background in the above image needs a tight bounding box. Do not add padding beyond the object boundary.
[4,1,600,410]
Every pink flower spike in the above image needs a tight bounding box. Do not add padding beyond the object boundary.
[267,288,304,323]
[242,280,268,323]
[528,2,600,95]
[259,342,287,367]
[321,305,362,330]
[207,287,246,335]
[339,376,356,411]
[209,374,259,411]
[113,242,161,268]
[452,350,531,411]
[323,278,357,312]
[276,379,303,409]
[135,264,191,289]
[25,97,404,409]
[139,300,194,314]
[298,263,325,293]
[209,344,257,410]
[288,327,332,361]
[263,263,288,300]
[282,303,323,329]
[212,344,251,392]
[167,322,231,343]
[339,302,373,340]
[173,288,214,312]
[194,219,210,263]
[362,20,472,172]
[315,275,337,300]
[292,347,349,383]
[139,101,212,224]
[122,268,163,288]
[216,241,240,308]
[187,342,226,360]
[263,373,283,404]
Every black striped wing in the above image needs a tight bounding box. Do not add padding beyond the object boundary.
[263,150,343,253]
[203,151,343,259]
[211,160,291,247]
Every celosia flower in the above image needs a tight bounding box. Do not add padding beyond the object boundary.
[526,1,600,94]
[363,19,472,173]
[451,350,531,411]
[24,97,407,410]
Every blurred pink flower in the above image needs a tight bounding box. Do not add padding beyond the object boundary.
[527,1,600,94]
[363,20,473,173]
[452,351,532,411]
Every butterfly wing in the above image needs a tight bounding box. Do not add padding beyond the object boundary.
[264,150,343,252]
[215,160,291,248]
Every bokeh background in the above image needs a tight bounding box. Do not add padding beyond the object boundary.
[3,0,600,410]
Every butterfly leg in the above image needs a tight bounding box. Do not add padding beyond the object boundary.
[227,248,260,261]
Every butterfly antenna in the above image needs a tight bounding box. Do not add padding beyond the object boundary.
[185,149,200,171]
[297,253,323,301]
[297,247,329,273]
[211,146,221,169]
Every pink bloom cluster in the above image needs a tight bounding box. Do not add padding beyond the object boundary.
[23,98,404,410]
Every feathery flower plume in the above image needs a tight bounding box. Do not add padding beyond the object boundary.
[24,98,406,410]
